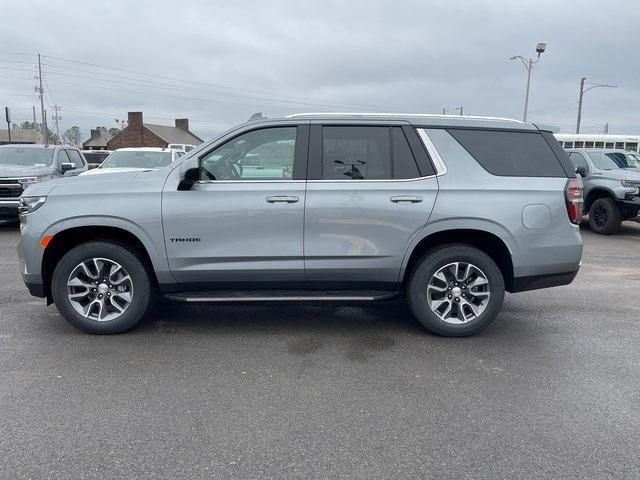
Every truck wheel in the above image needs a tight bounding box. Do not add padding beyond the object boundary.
[406,244,505,337]
[588,198,621,235]
[51,241,152,334]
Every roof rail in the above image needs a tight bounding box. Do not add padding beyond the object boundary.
[286,112,523,124]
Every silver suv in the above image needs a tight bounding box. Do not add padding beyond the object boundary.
[17,114,583,336]
[567,149,640,234]
[0,144,88,219]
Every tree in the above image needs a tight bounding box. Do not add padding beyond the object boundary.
[18,121,59,144]
[63,126,81,146]
[97,126,109,139]
[108,127,120,138]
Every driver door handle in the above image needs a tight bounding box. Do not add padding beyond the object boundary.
[266,195,299,203]
[390,196,423,203]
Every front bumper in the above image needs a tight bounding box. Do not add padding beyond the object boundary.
[0,199,19,219]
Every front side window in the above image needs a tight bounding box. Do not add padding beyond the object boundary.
[0,147,54,166]
[67,150,85,168]
[57,149,72,165]
[200,127,296,181]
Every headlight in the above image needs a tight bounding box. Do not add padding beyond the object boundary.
[18,196,47,215]
[18,177,41,186]
[621,179,640,188]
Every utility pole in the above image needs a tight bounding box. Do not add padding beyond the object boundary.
[5,107,11,143]
[35,53,48,146]
[575,77,617,134]
[604,122,609,134]
[52,105,62,144]
[32,106,36,125]
[510,42,547,122]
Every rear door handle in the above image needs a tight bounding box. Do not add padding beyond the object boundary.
[390,196,423,203]
[266,195,299,203]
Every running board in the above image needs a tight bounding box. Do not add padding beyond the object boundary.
[164,290,399,303]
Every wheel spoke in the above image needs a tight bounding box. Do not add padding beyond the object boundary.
[427,261,491,325]
[67,257,134,322]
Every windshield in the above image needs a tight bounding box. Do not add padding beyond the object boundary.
[100,150,172,169]
[587,151,623,170]
[0,147,54,166]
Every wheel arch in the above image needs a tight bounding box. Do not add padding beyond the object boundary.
[400,225,515,292]
[41,224,161,301]
[584,187,616,212]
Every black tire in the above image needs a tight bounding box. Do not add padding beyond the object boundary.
[406,244,505,337]
[588,198,621,235]
[51,241,153,334]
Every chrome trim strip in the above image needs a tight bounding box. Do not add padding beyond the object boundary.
[165,293,397,303]
[196,180,305,185]
[307,175,435,184]
[416,129,448,176]
[0,200,20,205]
[0,183,21,188]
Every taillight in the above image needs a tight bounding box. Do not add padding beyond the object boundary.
[565,178,583,224]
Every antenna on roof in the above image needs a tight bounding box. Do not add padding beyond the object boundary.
[248,112,267,121]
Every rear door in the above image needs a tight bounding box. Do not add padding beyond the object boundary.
[304,122,438,287]
[162,123,309,286]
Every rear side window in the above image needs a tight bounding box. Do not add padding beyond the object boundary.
[320,126,422,180]
[448,129,567,177]
[322,126,390,180]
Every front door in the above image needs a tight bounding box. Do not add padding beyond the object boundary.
[162,124,309,287]
[304,124,438,288]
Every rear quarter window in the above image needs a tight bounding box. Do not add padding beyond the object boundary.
[447,129,568,178]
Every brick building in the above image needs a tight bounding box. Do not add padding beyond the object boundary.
[82,128,109,150]
[106,111,202,150]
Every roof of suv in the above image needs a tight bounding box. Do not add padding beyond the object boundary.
[254,112,542,132]
[0,144,68,149]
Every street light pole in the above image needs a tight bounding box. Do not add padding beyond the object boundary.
[575,77,617,134]
[511,42,547,122]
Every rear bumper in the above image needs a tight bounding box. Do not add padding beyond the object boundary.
[511,268,579,293]
[0,199,19,219]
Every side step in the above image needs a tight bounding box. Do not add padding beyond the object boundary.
[164,290,400,303]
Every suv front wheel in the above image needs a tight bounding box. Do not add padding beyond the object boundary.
[407,244,505,337]
[51,241,152,334]
[588,197,621,235]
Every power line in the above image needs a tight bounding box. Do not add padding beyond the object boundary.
[42,54,383,110]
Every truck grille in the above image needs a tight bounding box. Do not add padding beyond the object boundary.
[0,181,23,198]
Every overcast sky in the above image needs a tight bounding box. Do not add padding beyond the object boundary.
[1,0,638,142]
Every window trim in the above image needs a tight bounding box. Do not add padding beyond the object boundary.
[196,124,309,182]
[307,124,436,182]
[416,129,448,176]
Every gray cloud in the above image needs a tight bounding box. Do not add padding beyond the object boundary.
[1,0,638,141]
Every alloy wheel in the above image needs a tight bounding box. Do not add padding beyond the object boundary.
[66,257,134,322]
[426,262,490,324]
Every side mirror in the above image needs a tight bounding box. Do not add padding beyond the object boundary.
[178,157,200,191]
[575,165,587,177]
[60,162,76,172]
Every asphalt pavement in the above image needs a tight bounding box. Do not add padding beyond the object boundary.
[1,220,639,479]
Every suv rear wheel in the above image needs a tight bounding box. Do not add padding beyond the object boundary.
[588,197,621,235]
[407,244,505,337]
[51,241,152,334]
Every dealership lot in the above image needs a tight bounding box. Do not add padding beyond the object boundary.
[1,222,639,479]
